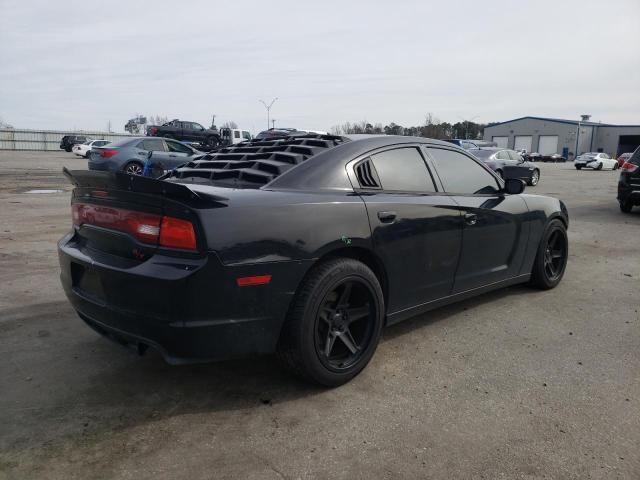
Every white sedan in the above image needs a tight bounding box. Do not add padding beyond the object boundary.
[72,139,110,158]
[574,152,618,170]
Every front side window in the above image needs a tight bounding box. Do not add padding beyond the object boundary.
[508,150,522,161]
[166,140,192,153]
[496,150,510,160]
[427,148,500,195]
[369,147,436,192]
[192,123,204,131]
[242,131,252,140]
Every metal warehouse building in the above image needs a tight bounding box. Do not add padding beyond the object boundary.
[483,116,640,159]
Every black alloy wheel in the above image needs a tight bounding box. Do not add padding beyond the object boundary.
[278,258,384,386]
[315,279,376,371]
[124,161,144,175]
[530,219,568,289]
[542,230,567,282]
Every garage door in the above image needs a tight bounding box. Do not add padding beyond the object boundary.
[492,136,508,148]
[538,135,558,155]
[514,135,532,152]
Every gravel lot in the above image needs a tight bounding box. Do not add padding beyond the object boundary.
[1,151,639,479]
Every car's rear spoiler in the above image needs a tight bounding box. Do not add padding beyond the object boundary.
[62,168,228,205]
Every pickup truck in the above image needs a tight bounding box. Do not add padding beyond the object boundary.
[147,119,222,148]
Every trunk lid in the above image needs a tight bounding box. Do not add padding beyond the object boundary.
[63,168,227,264]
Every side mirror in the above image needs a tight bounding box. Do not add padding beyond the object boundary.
[504,178,525,194]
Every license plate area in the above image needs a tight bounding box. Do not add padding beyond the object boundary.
[71,262,105,302]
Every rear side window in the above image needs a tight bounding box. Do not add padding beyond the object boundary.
[234,131,240,139]
[369,147,436,192]
[428,148,499,195]
[141,138,166,151]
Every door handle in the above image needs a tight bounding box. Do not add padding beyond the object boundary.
[464,213,478,226]
[169,154,177,157]
[377,211,397,223]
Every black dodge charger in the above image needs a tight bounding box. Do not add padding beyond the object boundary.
[59,134,569,386]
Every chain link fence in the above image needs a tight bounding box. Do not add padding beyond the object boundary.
[0,129,137,151]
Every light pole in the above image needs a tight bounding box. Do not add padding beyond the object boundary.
[575,120,581,159]
[271,119,276,129]
[259,98,278,130]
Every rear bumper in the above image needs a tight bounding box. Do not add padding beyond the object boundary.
[58,232,312,363]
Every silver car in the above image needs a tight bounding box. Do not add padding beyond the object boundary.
[88,137,200,175]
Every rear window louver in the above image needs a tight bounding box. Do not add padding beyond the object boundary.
[355,158,380,189]
[163,134,347,188]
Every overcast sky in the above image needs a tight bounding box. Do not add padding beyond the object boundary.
[1,0,638,133]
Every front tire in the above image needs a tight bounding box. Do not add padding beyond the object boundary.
[575,165,582,170]
[277,258,384,387]
[528,169,540,186]
[530,219,568,290]
[595,163,603,171]
[620,200,633,213]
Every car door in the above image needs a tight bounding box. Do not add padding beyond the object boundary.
[352,146,463,317]
[164,140,194,169]
[425,146,530,293]
[140,138,169,164]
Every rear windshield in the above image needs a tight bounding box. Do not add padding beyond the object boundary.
[100,138,138,148]
[469,149,495,159]
[630,147,640,165]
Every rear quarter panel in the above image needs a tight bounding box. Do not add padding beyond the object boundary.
[193,188,372,266]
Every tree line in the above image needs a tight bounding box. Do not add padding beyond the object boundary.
[330,113,495,140]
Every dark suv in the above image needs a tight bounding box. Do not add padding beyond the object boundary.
[618,146,640,213]
[60,135,88,152]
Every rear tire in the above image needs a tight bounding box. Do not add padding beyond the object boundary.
[528,169,540,186]
[277,258,384,387]
[530,219,568,290]
[596,163,603,170]
[575,165,582,170]
[123,161,144,175]
[205,136,219,149]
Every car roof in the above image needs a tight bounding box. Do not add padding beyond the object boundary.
[467,147,504,153]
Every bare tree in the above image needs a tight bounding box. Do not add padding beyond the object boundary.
[222,121,238,129]
[0,116,14,129]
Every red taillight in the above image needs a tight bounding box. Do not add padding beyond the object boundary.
[72,203,197,251]
[621,161,639,172]
[236,275,272,287]
[159,216,197,250]
[72,203,161,243]
[100,149,118,158]
[150,127,158,135]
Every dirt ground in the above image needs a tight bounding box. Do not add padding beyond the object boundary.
[1,151,638,480]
